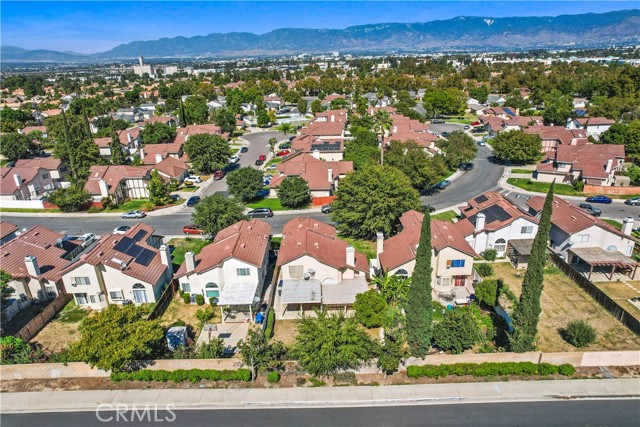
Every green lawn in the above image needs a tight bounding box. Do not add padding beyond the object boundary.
[247,197,305,211]
[102,199,148,212]
[180,186,199,192]
[445,118,472,125]
[432,210,458,222]
[0,208,51,213]
[56,300,90,323]
[342,237,377,261]
[507,178,582,196]
[602,218,623,229]
[0,159,10,166]
[510,168,534,175]
[265,157,282,167]
[168,238,210,269]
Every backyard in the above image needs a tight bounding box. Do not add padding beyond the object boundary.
[30,300,90,353]
[592,281,640,323]
[342,237,377,261]
[168,237,210,270]
[488,262,640,352]
[432,210,458,222]
[160,295,222,341]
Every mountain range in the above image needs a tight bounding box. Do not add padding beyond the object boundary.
[2,9,639,62]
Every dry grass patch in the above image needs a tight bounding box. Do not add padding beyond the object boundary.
[592,281,640,322]
[272,320,298,346]
[489,262,640,352]
[30,301,90,353]
[160,295,221,340]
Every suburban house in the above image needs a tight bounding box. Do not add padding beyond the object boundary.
[300,110,348,139]
[0,165,57,201]
[140,141,186,164]
[176,124,229,143]
[479,116,507,136]
[526,196,638,281]
[151,156,190,183]
[84,165,151,205]
[60,223,173,310]
[456,191,540,261]
[384,112,439,154]
[376,210,479,306]
[566,117,615,139]
[524,126,589,153]
[291,134,347,161]
[175,220,271,321]
[94,128,142,156]
[534,144,626,186]
[18,125,48,138]
[145,116,177,127]
[267,152,353,198]
[275,218,370,318]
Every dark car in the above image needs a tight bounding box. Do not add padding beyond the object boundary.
[240,146,249,153]
[186,196,201,207]
[422,204,436,213]
[624,197,640,206]
[579,203,602,217]
[585,195,613,204]
[321,204,332,214]
[247,208,274,218]
[434,180,452,190]
[255,159,264,166]
[431,119,445,124]
[280,142,292,149]
[183,225,204,235]
[441,131,450,138]
[213,169,226,180]
[460,162,474,171]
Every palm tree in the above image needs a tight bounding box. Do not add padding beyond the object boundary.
[276,122,294,139]
[268,137,278,155]
[373,110,393,165]
[373,273,411,309]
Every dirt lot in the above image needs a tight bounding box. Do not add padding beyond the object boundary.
[160,295,221,340]
[272,320,298,346]
[30,301,90,353]
[491,262,640,352]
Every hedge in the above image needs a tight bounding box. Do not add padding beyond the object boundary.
[406,362,575,379]
[111,368,252,383]
[264,309,275,339]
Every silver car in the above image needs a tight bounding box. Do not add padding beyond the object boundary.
[121,210,146,219]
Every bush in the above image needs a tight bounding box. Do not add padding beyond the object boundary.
[406,362,574,379]
[482,249,498,261]
[558,364,576,376]
[209,297,217,307]
[573,180,584,192]
[142,201,155,212]
[563,320,596,348]
[264,309,275,339]
[432,308,482,354]
[474,279,499,307]
[87,206,103,213]
[537,363,558,376]
[353,289,387,328]
[195,294,205,306]
[195,307,214,325]
[267,371,281,383]
[475,263,494,278]
[111,368,251,383]
[181,292,191,304]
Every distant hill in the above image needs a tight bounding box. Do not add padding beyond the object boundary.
[2,10,639,62]
[1,45,89,62]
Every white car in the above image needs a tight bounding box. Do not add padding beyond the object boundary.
[78,233,96,246]
[264,165,277,171]
[113,225,131,235]
[184,175,202,184]
[229,155,240,164]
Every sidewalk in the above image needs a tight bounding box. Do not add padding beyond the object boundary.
[2,379,637,413]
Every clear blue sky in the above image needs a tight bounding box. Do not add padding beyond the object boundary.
[2,1,637,53]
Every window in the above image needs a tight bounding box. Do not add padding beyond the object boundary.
[75,293,88,305]
[395,269,409,278]
[45,287,57,297]
[73,277,91,286]
[606,245,618,252]
[448,259,466,268]
[205,283,220,299]
[99,293,105,302]
[41,173,49,179]
[132,283,148,304]
[181,283,191,293]
[521,226,533,234]
[493,238,507,253]
[90,295,97,304]
[236,268,250,277]
[109,290,123,300]
[576,234,589,243]
[441,277,451,286]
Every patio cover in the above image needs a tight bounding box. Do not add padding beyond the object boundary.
[217,282,259,306]
[570,247,638,267]
[508,239,535,256]
[321,277,368,305]
[281,279,321,304]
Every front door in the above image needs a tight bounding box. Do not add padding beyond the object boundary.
[454,275,466,287]
[132,289,148,304]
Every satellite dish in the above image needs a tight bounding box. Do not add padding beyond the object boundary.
[253,296,261,303]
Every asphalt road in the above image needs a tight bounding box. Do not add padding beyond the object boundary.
[3,399,638,427]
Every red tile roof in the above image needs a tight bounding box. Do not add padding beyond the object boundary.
[174,220,271,278]
[277,218,369,274]
[0,221,19,241]
[0,166,43,195]
[539,144,625,179]
[269,153,353,191]
[152,156,189,180]
[84,165,150,196]
[141,142,184,164]
[14,157,62,171]
[457,191,538,236]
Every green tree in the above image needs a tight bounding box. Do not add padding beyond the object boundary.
[491,130,542,164]
[48,186,91,212]
[0,133,38,161]
[344,127,380,169]
[543,90,573,126]
[238,328,287,380]
[405,212,433,357]
[437,131,478,168]
[297,98,308,115]
[141,122,177,145]
[268,137,278,155]
[432,307,482,354]
[148,169,170,206]
[509,183,554,352]
[276,122,294,138]
[310,99,323,114]
[109,136,128,165]
[292,310,379,376]
[226,167,264,201]
[183,95,209,124]
[373,273,411,308]
[0,271,14,322]
[624,164,640,185]
[385,141,449,189]
[70,305,164,372]
[373,110,393,165]
[353,290,387,328]
[213,108,237,135]
[422,89,466,118]
[184,134,232,174]
[599,121,640,158]
[332,165,420,240]
[377,332,404,375]
[468,86,489,104]
[277,176,311,209]
[256,109,270,128]
[192,194,246,237]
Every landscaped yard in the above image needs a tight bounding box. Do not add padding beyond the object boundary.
[432,210,458,222]
[342,237,377,261]
[248,197,302,211]
[601,218,623,229]
[510,168,534,175]
[30,300,90,353]
[102,199,148,212]
[160,295,221,340]
[169,237,210,270]
[265,157,282,167]
[488,262,640,352]
[180,186,199,192]
[507,178,581,196]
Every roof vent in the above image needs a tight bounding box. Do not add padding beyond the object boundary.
[240,243,246,249]
[570,216,576,220]
[247,225,252,230]
[314,242,319,248]
[297,241,302,247]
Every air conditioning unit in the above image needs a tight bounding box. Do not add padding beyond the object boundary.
[307,268,316,276]
[303,273,310,280]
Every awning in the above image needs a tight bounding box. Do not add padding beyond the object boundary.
[217,282,259,306]
[569,247,638,267]
[508,239,535,256]
[281,279,321,304]
[321,277,368,305]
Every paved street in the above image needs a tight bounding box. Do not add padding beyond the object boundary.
[3,400,638,427]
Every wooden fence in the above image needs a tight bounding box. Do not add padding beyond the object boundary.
[16,293,72,341]
[147,280,177,321]
[549,253,640,335]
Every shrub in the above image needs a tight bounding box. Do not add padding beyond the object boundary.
[482,249,498,261]
[558,364,576,376]
[563,320,596,348]
[406,362,574,379]
[87,206,103,213]
[573,180,584,192]
[296,377,307,387]
[537,363,558,376]
[142,201,155,212]
[474,279,499,307]
[264,309,275,339]
[432,308,482,354]
[195,307,214,325]
[475,263,494,278]
[332,371,356,384]
[209,297,217,307]
[309,377,326,387]
[195,294,205,306]
[353,289,387,328]
[181,292,191,304]
[110,368,251,383]
[267,371,281,383]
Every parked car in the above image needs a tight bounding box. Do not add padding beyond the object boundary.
[624,197,640,206]
[78,233,96,246]
[585,195,613,204]
[280,142,292,149]
[477,140,486,146]
[460,162,474,171]
[579,203,602,217]
[247,208,274,218]
[471,121,481,126]
[229,155,240,164]
[258,154,267,161]
[183,225,204,235]
[263,178,271,185]
[441,131,450,138]
[434,180,452,190]
[431,119,445,124]
[422,204,436,213]
[276,150,291,157]
[265,165,277,171]
[255,159,264,166]
[240,146,249,153]
[471,128,485,134]
[186,196,201,207]
[213,170,226,180]
[184,175,202,184]
[321,204,332,214]
[463,125,470,130]
[122,210,146,219]
[113,225,131,235]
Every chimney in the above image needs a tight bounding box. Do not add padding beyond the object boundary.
[475,212,486,232]
[24,255,40,277]
[140,147,145,160]
[346,245,355,267]
[13,173,22,187]
[98,179,109,198]
[331,114,335,122]
[159,244,172,274]
[376,232,384,259]
[327,168,333,183]
[312,149,320,159]
[185,251,196,273]
[622,217,634,236]
[155,153,163,164]
[606,158,613,173]
[127,132,132,143]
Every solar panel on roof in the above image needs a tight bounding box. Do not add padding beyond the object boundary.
[503,107,516,116]
[133,229,147,241]
[310,142,341,151]
[482,205,512,224]
[474,195,488,204]
[113,237,134,254]
[135,248,155,266]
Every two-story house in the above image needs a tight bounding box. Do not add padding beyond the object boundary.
[84,165,151,205]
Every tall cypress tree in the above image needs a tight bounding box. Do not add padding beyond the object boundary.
[405,211,433,357]
[509,182,554,352]
[179,98,187,128]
